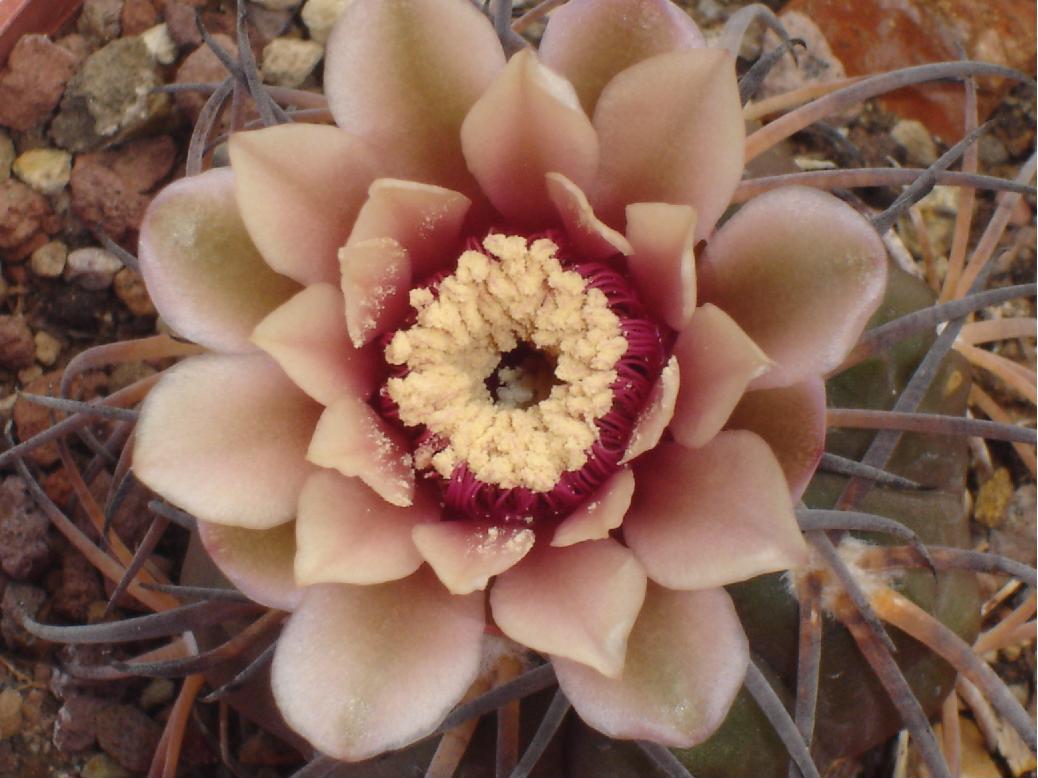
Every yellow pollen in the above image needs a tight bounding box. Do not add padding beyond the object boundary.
[385,234,628,492]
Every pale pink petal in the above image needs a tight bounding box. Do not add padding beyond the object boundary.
[625,202,697,330]
[251,283,379,406]
[554,583,747,747]
[551,468,635,547]
[460,49,598,226]
[727,378,826,501]
[133,353,321,529]
[347,179,471,279]
[621,356,679,464]
[307,394,415,507]
[339,237,411,348]
[490,540,646,677]
[324,0,505,193]
[198,519,301,611]
[228,124,376,286]
[699,186,888,389]
[670,304,772,448]
[539,0,704,115]
[546,172,631,260]
[412,522,535,595]
[625,433,807,589]
[592,48,743,238]
[271,570,484,761]
[295,470,438,586]
[138,168,299,353]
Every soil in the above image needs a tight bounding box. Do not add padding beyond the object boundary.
[0,1,1033,777]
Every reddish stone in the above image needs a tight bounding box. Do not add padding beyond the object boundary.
[174,33,238,123]
[69,135,176,242]
[0,314,36,370]
[0,179,51,252]
[782,0,1038,142]
[11,369,106,468]
[162,0,202,47]
[121,0,159,36]
[95,704,163,773]
[6,231,49,263]
[53,694,107,753]
[0,34,79,131]
[0,476,52,581]
[51,550,103,621]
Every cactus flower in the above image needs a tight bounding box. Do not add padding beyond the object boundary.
[132,0,888,761]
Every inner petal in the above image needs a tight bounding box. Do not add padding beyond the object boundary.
[378,231,667,524]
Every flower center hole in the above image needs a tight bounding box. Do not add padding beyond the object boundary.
[485,343,561,410]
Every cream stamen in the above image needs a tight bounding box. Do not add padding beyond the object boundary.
[385,234,628,492]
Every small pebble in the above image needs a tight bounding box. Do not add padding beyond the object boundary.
[0,315,36,370]
[33,331,61,367]
[139,678,174,710]
[891,119,938,167]
[302,0,351,43]
[17,366,43,384]
[13,148,72,195]
[78,0,124,43]
[66,248,123,290]
[141,23,177,65]
[30,239,68,277]
[0,688,23,740]
[262,37,324,87]
[113,268,155,316]
[81,753,131,778]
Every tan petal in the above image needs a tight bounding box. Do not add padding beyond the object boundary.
[546,172,631,260]
[624,433,808,589]
[251,283,380,406]
[592,48,743,238]
[133,353,321,529]
[621,356,679,464]
[490,539,646,677]
[412,522,535,595]
[198,519,301,611]
[461,49,598,226]
[698,186,888,389]
[670,304,772,448]
[295,470,437,586]
[307,394,415,508]
[551,468,635,547]
[271,570,484,760]
[339,237,411,349]
[138,168,299,353]
[323,0,505,193]
[625,202,697,330]
[229,124,376,286]
[554,583,747,747]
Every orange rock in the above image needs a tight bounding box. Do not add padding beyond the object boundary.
[781,0,1037,141]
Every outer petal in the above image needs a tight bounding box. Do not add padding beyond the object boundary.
[271,570,484,761]
[670,304,772,448]
[138,168,299,353]
[347,179,471,279]
[251,283,379,406]
[198,520,301,611]
[546,172,631,260]
[412,522,535,595]
[727,378,826,501]
[621,356,679,464]
[624,433,808,589]
[552,468,635,547]
[554,584,747,747]
[307,394,415,507]
[625,202,697,330]
[228,124,376,286]
[134,354,320,529]
[460,49,598,226]
[539,0,704,115]
[699,186,888,389]
[295,470,436,586]
[323,0,506,193]
[339,237,411,348]
[490,539,646,677]
[592,48,743,238]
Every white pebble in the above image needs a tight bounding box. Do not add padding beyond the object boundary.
[66,247,124,290]
[12,148,72,195]
[30,240,68,278]
[302,0,352,44]
[262,37,324,88]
